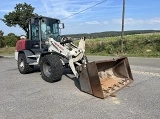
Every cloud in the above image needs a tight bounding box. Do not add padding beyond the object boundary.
[103,21,108,24]
[0,9,12,13]
[148,18,160,24]
[112,18,144,25]
[39,0,111,20]
[125,18,144,25]
[40,0,49,15]
[85,21,100,24]
[40,0,91,18]
[112,17,160,25]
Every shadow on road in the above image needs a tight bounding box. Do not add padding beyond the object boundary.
[63,68,81,91]
[33,65,41,72]
[15,65,81,90]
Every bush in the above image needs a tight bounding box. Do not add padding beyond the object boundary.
[0,36,4,48]
[3,35,18,47]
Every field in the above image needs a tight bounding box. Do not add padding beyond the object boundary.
[83,33,160,57]
[0,33,160,57]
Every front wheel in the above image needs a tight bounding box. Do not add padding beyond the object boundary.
[40,54,63,83]
[18,53,34,74]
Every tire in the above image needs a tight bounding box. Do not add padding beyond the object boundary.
[40,54,63,83]
[18,53,34,74]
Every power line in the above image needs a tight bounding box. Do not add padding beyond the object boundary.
[61,0,108,20]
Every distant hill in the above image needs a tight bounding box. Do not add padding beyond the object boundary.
[66,30,160,39]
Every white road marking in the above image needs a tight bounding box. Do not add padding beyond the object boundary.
[132,70,160,77]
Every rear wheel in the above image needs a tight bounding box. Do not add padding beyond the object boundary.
[18,53,34,74]
[40,54,63,83]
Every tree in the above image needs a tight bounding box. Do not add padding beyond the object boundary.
[3,3,38,34]
[8,33,16,36]
[0,30,4,37]
[0,30,4,47]
[3,35,18,47]
[0,39,4,48]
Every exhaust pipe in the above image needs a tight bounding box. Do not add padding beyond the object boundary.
[79,57,133,99]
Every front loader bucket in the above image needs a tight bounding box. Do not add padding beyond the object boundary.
[79,57,133,99]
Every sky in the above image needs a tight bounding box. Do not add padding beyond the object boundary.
[0,0,160,35]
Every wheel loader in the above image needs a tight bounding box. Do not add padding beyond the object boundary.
[15,16,133,99]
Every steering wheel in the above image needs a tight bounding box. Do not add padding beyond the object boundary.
[45,30,54,38]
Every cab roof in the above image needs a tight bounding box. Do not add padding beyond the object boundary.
[27,16,60,22]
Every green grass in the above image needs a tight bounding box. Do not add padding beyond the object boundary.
[75,33,160,57]
[1,33,160,57]
[0,47,15,55]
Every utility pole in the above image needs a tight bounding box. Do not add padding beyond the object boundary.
[121,0,125,53]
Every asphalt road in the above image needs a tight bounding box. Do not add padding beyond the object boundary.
[0,56,160,119]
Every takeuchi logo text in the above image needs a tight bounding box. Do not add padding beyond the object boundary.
[53,42,64,51]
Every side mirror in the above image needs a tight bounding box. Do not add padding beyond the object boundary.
[59,23,65,29]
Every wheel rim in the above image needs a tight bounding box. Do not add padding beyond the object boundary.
[43,61,51,77]
[19,59,24,70]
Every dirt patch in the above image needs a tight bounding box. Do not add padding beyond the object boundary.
[100,78,121,91]
[98,68,129,96]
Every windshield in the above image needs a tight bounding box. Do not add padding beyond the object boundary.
[41,18,60,41]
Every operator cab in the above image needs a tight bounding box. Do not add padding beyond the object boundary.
[27,16,64,50]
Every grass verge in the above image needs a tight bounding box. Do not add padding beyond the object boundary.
[0,47,15,55]
[83,33,160,58]
[1,33,160,58]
